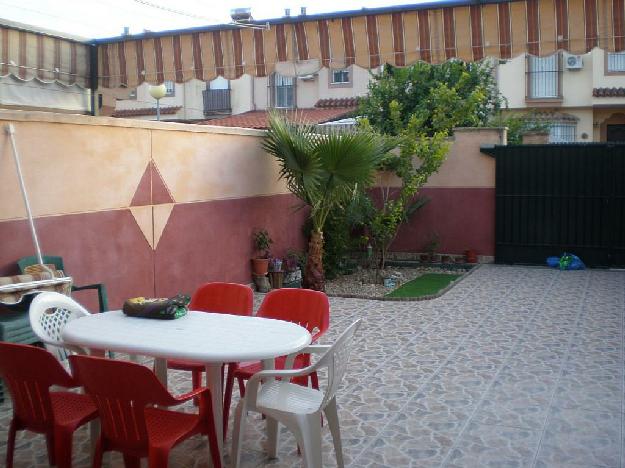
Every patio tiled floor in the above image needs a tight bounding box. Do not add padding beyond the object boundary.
[1,265,623,467]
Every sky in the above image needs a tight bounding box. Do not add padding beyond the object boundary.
[0,0,437,39]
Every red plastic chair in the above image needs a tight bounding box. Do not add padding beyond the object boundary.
[69,354,222,468]
[167,282,253,438]
[224,288,330,437]
[0,342,97,468]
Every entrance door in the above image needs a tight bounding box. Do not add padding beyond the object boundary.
[607,124,625,142]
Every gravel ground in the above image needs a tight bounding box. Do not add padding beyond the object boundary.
[324,266,469,298]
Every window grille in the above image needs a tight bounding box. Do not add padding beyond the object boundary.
[331,69,350,84]
[270,73,295,108]
[527,54,560,99]
[607,52,625,72]
[164,80,175,97]
[549,122,576,143]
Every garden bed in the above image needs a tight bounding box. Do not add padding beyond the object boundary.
[325,264,476,300]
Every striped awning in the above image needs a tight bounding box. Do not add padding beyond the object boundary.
[95,0,623,88]
[0,24,90,87]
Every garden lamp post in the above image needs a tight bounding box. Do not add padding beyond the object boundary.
[149,83,167,121]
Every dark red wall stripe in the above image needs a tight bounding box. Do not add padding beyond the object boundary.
[36,35,44,79]
[614,0,625,51]
[135,40,145,84]
[191,33,203,80]
[69,43,77,85]
[117,42,128,86]
[253,29,266,76]
[584,0,598,50]
[53,38,61,80]
[294,22,308,60]
[154,37,164,83]
[18,31,26,79]
[526,0,540,55]
[555,0,569,50]
[418,10,431,62]
[498,3,512,58]
[101,43,110,88]
[342,17,355,65]
[212,31,224,77]
[470,5,484,61]
[172,35,183,82]
[318,20,331,67]
[366,15,380,68]
[276,24,287,62]
[1,28,8,76]
[443,8,457,59]
[392,12,406,66]
[232,29,244,78]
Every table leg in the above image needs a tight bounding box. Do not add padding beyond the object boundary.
[154,358,168,387]
[262,358,280,458]
[205,363,224,467]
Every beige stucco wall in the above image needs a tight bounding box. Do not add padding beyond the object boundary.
[0,110,288,222]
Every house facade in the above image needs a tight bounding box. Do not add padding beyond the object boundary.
[498,47,625,142]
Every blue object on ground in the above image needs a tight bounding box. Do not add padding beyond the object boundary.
[546,256,560,268]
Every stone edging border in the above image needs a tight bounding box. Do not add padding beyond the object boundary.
[325,264,483,302]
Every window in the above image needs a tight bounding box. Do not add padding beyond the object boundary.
[607,52,625,72]
[331,69,350,84]
[271,73,295,108]
[164,80,175,97]
[549,122,576,143]
[527,54,561,99]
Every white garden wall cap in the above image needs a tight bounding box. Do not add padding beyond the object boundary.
[0,109,265,137]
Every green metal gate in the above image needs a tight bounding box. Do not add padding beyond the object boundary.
[483,143,625,267]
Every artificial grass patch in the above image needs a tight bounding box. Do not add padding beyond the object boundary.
[386,273,462,298]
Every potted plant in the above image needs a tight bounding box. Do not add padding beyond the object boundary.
[251,229,273,276]
[283,250,303,288]
[424,233,441,263]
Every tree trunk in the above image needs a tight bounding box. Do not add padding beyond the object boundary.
[304,230,325,291]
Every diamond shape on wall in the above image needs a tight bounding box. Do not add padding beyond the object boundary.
[130,161,174,207]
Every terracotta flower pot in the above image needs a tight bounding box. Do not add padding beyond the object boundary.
[465,250,478,264]
[251,258,269,275]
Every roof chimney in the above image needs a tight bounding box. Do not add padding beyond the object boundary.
[122,26,130,36]
[300,7,307,15]
[284,8,291,17]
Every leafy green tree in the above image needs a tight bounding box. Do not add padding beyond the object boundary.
[360,60,502,136]
[358,60,503,269]
[262,113,387,290]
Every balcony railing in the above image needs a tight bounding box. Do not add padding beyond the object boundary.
[203,89,231,115]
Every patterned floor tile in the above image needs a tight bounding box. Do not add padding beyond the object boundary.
[1,265,623,467]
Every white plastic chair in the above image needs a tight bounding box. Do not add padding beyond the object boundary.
[28,291,91,361]
[230,319,362,468]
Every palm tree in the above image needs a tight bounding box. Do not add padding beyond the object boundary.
[262,113,386,291]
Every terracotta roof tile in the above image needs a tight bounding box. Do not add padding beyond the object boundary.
[200,107,356,129]
[593,87,625,97]
[112,106,182,117]
[315,97,361,108]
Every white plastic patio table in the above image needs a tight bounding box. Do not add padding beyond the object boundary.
[61,310,312,465]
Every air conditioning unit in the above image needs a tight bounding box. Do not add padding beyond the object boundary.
[566,54,583,70]
[298,74,317,81]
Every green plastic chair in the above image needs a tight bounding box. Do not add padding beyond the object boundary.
[17,255,109,312]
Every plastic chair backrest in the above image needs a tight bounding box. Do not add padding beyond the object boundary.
[29,292,91,361]
[69,355,177,451]
[0,342,75,430]
[316,319,362,409]
[257,289,330,341]
[189,282,253,316]
[18,255,65,273]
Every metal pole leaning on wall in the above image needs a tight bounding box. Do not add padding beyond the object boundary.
[4,124,44,264]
